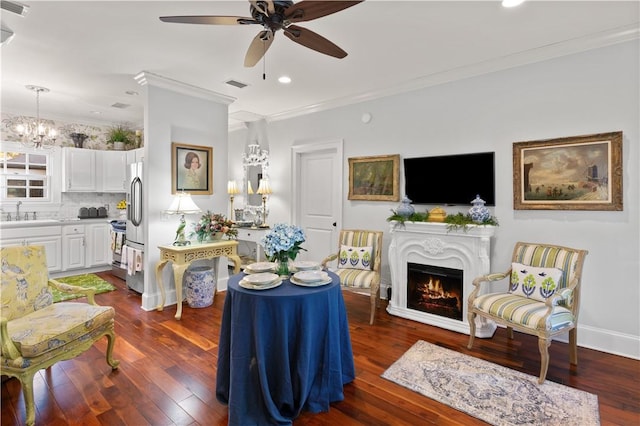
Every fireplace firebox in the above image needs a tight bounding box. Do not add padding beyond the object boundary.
[407,263,463,321]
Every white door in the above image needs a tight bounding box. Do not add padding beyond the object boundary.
[292,140,343,263]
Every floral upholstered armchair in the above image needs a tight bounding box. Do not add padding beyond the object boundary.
[0,245,119,425]
[322,229,383,325]
[467,242,588,384]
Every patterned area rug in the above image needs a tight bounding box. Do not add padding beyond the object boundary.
[50,273,116,302]
[382,340,600,426]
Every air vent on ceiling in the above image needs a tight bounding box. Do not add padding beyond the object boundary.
[225,79,249,89]
[1,0,29,16]
[1,26,14,44]
[111,103,130,109]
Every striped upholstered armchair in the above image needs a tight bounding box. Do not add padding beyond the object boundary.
[0,245,119,425]
[467,242,588,384]
[322,229,383,325]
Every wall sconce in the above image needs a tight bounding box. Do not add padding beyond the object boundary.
[227,180,240,220]
[256,178,272,228]
[164,192,201,246]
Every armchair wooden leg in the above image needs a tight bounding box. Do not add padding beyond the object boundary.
[104,329,120,369]
[467,312,476,349]
[569,328,578,365]
[369,292,376,325]
[538,337,551,384]
[20,371,36,426]
[507,326,514,339]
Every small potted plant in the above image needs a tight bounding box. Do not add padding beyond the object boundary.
[106,124,133,150]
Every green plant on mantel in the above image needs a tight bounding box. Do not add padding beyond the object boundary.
[106,124,134,145]
[386,210,429,229]
[444,212,499,232]
[386,210,498,232]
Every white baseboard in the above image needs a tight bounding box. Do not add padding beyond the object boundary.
[380,283,639,360]
[577,324,640,360]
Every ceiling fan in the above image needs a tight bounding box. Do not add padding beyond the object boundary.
[160,1,363,67]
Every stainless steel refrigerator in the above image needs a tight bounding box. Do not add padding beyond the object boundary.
[126,160,144,293]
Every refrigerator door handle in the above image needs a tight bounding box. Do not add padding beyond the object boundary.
[131,176,143,227]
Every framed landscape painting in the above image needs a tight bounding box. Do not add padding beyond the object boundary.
[348,154,400,201]
[171,142,213,195]
[513,131,622,211]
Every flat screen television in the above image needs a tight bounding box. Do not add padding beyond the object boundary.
[404,152,495,206]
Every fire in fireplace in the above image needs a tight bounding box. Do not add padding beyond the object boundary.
[407,263,463,321]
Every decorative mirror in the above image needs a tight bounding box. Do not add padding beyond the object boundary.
[242,141,269,223]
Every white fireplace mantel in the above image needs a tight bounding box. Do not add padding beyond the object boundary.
[387,221,497,337]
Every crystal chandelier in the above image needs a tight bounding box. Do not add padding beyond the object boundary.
[15,85,57,149]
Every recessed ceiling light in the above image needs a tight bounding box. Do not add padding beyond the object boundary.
[90,111,102,115]
[278,75,292,84]
[502,0,525,7]
[125,90,139,96]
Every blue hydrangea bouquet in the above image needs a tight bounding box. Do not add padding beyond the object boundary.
[260,223,306,276]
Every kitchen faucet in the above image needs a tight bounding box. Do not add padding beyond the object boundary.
[16,201,22,221]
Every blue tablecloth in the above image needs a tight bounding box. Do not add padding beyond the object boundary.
[216,271,355,425]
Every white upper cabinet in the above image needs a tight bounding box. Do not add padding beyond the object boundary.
[62,147,96,192]
[62,147,127,193]
[101,151,127,192]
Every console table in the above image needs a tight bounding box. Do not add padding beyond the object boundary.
[235,227,268,265]
[155,241,242,320]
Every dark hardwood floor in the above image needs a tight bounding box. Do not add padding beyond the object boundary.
[2,271,639,425]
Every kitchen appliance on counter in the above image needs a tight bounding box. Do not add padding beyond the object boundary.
[125,160,144,293]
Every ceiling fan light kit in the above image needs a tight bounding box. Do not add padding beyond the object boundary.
[160,0,363,68]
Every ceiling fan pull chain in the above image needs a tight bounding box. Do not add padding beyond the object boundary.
[263,42,266,80]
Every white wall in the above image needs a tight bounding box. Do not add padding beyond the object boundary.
[229,41,640,359]
[139,74,232,311]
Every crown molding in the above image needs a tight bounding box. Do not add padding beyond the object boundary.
[135,71,236,106]
[265,23,639,125]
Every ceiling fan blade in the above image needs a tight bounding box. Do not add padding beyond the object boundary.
[284,1,363,23]
[244,30,275,67]
[283,25,347,59]
[250,0,276,15]
[159,15,257,25]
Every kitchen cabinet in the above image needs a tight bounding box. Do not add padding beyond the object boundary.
[62,147,96,192]
[100,151,127,192]
[85,222,111,267]
[63,224,86,270]
[0,226,63,273]
[0,220,112,274]
[62,148,127,193]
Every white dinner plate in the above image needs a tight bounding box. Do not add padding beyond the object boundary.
[293,270,329,283]
[239,278,282,290]
[246,262,276,273]
[291,260,321,271]
[290,276,333,287]
[243,272,279,286]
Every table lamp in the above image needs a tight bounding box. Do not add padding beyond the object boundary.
[165,192,201,246]
[256,178,272,228]
[227,180,240,220]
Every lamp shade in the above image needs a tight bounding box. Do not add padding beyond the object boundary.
[227,180,240,195]
[165,192,201,214]
[256,179,272,195]
[247,180,254,194]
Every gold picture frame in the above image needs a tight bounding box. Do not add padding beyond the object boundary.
[171,142,213,195]
[513,131,622,210]
[348,154,400,201]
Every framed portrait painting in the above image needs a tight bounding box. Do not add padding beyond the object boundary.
[513,131,622,211]
[171,142,213,195]
[348,154,400,201]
